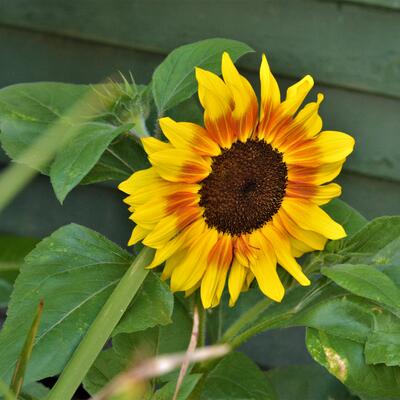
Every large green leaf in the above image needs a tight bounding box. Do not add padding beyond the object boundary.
[50,122,133,203]
[152,38,253,113]
[0,224,131,384]
[199,352,277,400]
[0,83,88,174]
[0,234,38,284]
[322,264,400,309]
[266,364,353,400]
[0,224,173,385]
[306,328,400,399]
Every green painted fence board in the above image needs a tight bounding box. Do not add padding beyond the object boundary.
[1,26,399,182]
[0,0,399,98]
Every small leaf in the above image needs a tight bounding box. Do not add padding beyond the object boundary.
[322,264,400,309]
[266,364,352,400]
[200,352,277,400]
[306,328,400,399]
[50,122,133,202]
[112,272,174,336]
[152,38,253,112]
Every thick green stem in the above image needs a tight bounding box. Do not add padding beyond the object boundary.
[47,247,154,400]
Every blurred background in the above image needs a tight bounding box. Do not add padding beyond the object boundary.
[0,0,399,372]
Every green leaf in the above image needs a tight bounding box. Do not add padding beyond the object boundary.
[113,272,174,336]
[364,311,400,367]
[306,328,400,399]
[50,122,133,203]
[0,234,39,284]
[344,216,400,264]
[265,364,353,400]
[199,352,277,400]
[0,83,89,174]
[323,199,368,237]
[81,134,149,185]
[152,38,253,112]
[0,279,12,308]
[322,264,400,309]
[83,348,127,396]
[152,374,202,400]
[0,223,132,385]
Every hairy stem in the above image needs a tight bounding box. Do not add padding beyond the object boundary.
[47,247,154,400]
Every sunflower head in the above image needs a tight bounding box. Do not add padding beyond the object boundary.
[119,52,355,308]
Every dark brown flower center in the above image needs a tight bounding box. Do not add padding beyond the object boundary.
[199,139,288,235]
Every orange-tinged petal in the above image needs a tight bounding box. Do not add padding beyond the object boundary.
[159,117,220,156]
[286,182,341,205]
[258,54,281,138]
[196,67,235,148]
[149,149,211,183]
[222,52,258,141]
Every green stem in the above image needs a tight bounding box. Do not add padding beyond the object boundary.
[197,302,207,348]
[47,247,154,400]
[220,298,273,344]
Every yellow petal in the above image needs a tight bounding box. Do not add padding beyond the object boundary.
[141,137,171,155]
[263,223,310,286]
[284,131,355,166]
[282,198,346,240]
[281,75,314,117]
[276,210,327,250]
[149,149,211,183]
[171,229,218,292]
[258,54,280,137]
[118,167,159,195]
[222,52,258,141]
[228,258,247,307]
[159,117,220,156]
[196,67,234,148]
[143,214,180,248]
[127,225,150,246]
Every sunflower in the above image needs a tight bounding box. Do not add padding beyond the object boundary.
[119,52,354,308]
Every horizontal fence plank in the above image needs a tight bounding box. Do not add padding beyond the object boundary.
[323,0,400,11]
[0,0,399,98]
[1,27,399,182]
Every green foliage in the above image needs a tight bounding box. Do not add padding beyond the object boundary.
[0,279,12,308]
[199,352,277,400]
[50,122,133,203]
[152,38,253,113]
[265,364,353,400]
[0,225,170,387]
[306,329,400,399]
[0,82,149,201]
